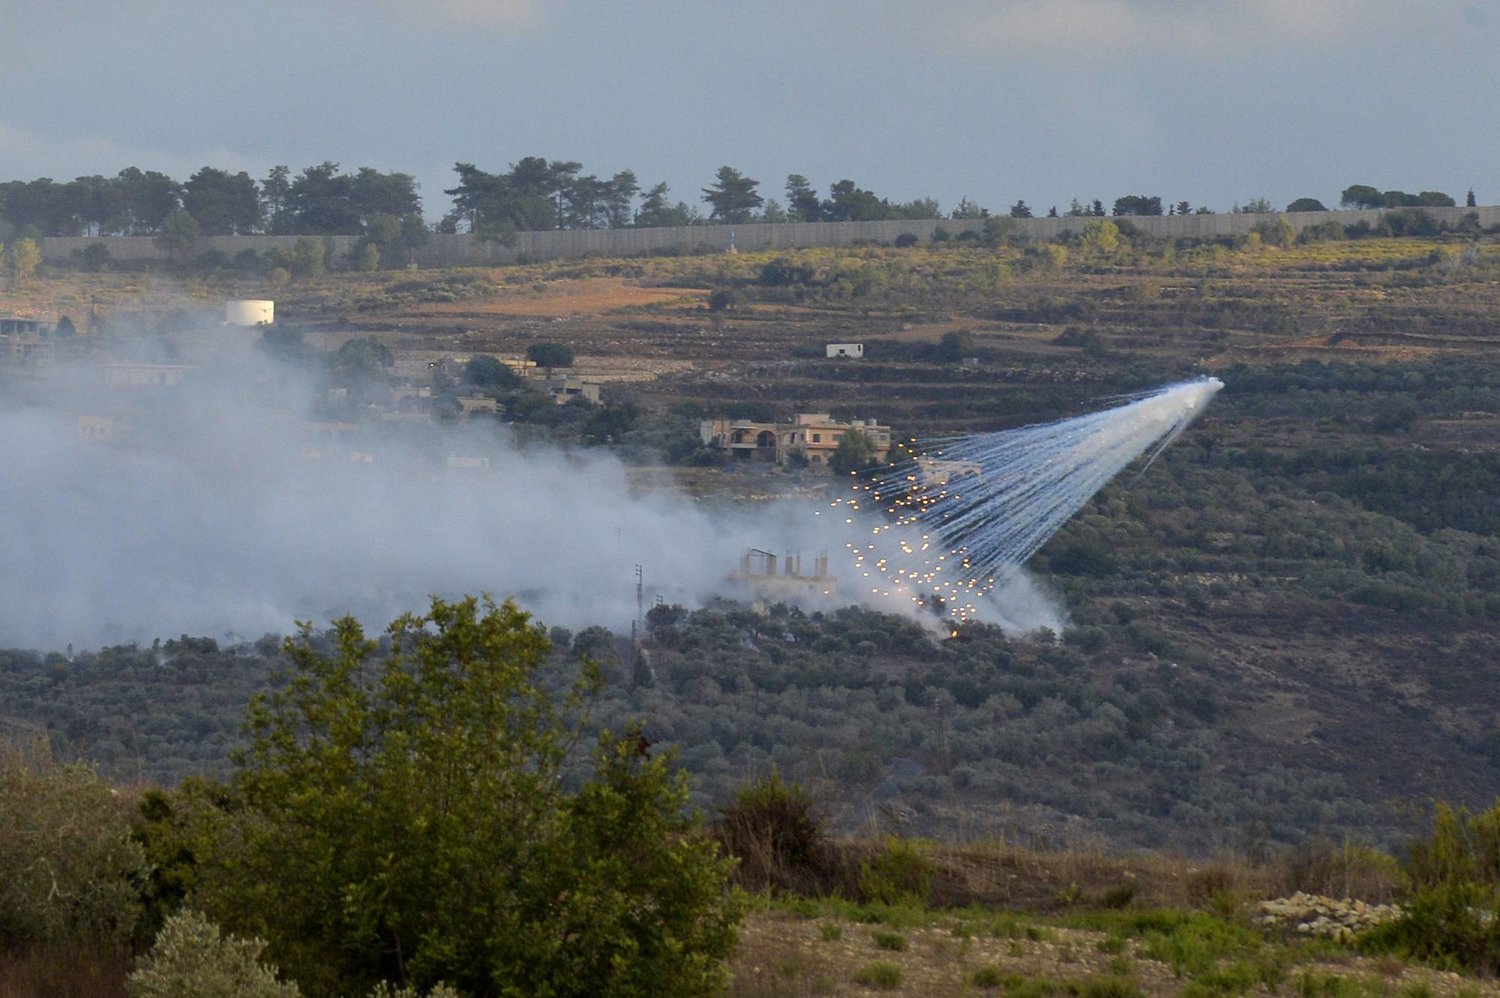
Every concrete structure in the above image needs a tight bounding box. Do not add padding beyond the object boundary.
[730,549,837,599]
[0,317,54,365]
[104,362,194,387]
[826,342,864,359]
[37,205,1500,268]
[456,395,501,415]
[546,377,601,405]
[77,415,119,442]
[700,412,892,471]
[225,300,274,326]
[446,453,491,471]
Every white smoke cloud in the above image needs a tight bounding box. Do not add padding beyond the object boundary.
[0,346,865,649]
[0,333,1090,650]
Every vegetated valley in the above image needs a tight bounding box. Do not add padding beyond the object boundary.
[3,222,1500,996]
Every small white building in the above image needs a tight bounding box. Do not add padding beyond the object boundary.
[825,342,863,359]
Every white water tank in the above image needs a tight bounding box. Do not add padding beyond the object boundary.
[225,300,274,326]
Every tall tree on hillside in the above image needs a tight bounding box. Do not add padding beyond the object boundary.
[951,197,988,220]
[822,179,887,222]
[1112,195,1162,216]
[560,173,607,229]
[888,197,941,220]
[702,166,762,223]
[66,175,124,236]
[261,166,293,233]
[183,168,262,235]
[285,162,362,234]
[634,182,694,227]
[399,213,430,263]
[0,179,73,236]
[349,168,421,226]
[115,168,181,233]
[785,174,822,222]
[604,170,638,228]
[444,162,507,234]
[444,159,569,236]
[1340,184,1384,209]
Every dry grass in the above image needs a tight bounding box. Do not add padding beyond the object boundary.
[728,905,1500,998]
[751,837,1404,915]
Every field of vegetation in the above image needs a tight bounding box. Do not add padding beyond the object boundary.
[3,219,1500,994]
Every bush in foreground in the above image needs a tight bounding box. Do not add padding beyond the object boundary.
[196,596,739,997]
[1362,800,1500,973]
[713,772,834,893]
[0,742,146,949]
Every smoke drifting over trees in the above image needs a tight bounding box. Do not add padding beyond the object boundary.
[0,350,842,649]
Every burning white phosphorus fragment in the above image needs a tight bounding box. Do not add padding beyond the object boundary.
[830,378,1223,623]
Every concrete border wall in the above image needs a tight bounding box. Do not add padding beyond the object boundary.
[38,206,1500,268]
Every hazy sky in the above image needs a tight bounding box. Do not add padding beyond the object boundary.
[3,1,1496,217]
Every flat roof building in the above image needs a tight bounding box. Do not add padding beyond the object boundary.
[700,412,892,471]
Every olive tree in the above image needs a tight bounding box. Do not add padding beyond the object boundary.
[5,237,42,284]
[0,743,146,947]
[830,427,878,476]
[526,341,574,374]
[204,596,738,998]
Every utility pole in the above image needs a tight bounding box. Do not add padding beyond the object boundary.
[630,564,643,670]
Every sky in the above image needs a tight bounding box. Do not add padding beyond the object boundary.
[2,0,1496,218]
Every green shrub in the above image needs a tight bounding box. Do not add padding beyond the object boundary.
[1293,971,1361,998]
[1079,977,1146,998]
[870,928,907,951]
[1098,882,1139,909]
[197,597,740,998]
[1406,800,1500,888]
[713,772,829,892]
[818,921,842,941]
[1363,800,1500,973]
[854,961,903,989]
[972,963,1006,988]
[858,838,934,905]
[366,983,461,998]
[1363,881,1500,973]
[126,909,300,998]
[0,742,146,948]
[1181,959,1261,997]
[1134,911,1258,978]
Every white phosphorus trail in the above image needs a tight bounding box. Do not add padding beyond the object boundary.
[831,377,1224,624]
